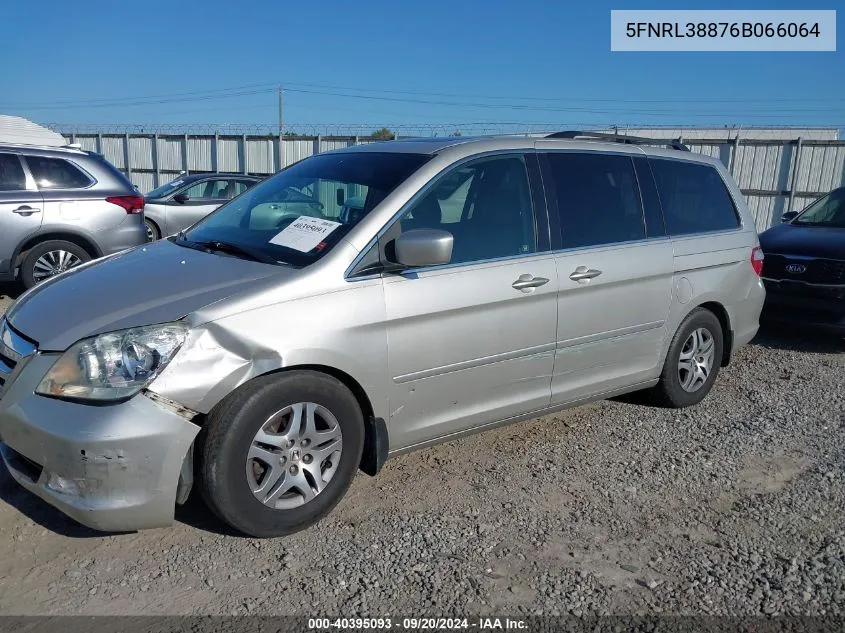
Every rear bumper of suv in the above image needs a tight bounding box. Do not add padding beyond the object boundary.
[0,353,199,532]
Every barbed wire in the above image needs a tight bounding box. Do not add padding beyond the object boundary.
[45,121,647,136]
[46,121,842,139]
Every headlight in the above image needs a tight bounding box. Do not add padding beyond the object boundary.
[36,322,188,402]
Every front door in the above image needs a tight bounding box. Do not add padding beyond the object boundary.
[0,153,43,277]
[382,153,559,450]
[537,149,674,404]
[164,178,230,234]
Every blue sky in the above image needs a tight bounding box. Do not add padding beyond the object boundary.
[0,0,842,133]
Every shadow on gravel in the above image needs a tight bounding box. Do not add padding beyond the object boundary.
[0,463,119,538]
[174,492,245,537]
[0,281,23,315]
[752,324,845,355]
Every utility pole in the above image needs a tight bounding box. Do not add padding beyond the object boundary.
[277,85,284,138]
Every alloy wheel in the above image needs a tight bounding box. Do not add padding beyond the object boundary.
[677,327,715,393]
[32,250,83,282]
[246,402,343,509]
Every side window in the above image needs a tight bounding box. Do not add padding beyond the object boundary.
[398,154,537,265]
[208,179,240,200]
[182,181,212,199]
[0,153,26,191]
[543,152,645,249]
[235,180,253,196]
[26,156,92,189]
[649,159,740,236]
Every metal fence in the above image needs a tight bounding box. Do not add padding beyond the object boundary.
[60,131,845,231]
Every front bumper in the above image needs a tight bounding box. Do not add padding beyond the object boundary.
[761,279,845,334]
[0,353,200,532]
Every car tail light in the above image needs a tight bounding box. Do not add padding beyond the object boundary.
[106,195,145,214]
[750,246,764,277]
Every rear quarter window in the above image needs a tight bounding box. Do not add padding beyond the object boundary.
[26,155,93,189]
[649,158,740,236]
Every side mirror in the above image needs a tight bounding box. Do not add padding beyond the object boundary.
[394,229,453,267]
[781,211,799,223]
[173,193,189,204]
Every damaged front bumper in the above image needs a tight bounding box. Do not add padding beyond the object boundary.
[0,354,200,532]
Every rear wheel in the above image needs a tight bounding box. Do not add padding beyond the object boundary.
[198,371,365,537]
[20,240,91,289]
[649,308,724,408]
[144,219,160,242]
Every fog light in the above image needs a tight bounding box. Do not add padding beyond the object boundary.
[46,473,81,496]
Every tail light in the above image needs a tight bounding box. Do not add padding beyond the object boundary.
[106,195,145,214]
[750,246,764,277]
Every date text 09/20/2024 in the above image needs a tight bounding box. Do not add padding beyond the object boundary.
[308,617,527,630]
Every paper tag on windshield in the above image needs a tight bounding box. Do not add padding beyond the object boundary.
[269,217,342,253]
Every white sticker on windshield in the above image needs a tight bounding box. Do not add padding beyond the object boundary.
[269,216,342,253]
[169,180,184,187]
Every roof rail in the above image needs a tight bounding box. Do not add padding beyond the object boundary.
[545,130,690,152]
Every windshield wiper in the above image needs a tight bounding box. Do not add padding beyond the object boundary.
[188,239,279,265]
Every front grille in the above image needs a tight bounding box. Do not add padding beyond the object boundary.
[0,320,38,397]
[763,255,845,285]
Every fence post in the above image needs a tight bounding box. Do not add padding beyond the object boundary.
[277,132,283,172]
[182,134,190,175]
[729,136,740,176]
[788,137,803,213]
[314,135,321,157]
[123,133,132,182]
[152,133,160,188]
[242,134,248,174]
[96,133,103,155]
[212,133,219,173]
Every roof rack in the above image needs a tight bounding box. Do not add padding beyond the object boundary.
[545,130,690,152]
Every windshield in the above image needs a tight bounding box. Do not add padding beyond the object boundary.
[145,177,189,199]
[793,188,845,227]
[180,151,431,266]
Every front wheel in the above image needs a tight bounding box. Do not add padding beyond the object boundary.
[20,240,91,289]
[198,371,365,537]
[648,308,724,408]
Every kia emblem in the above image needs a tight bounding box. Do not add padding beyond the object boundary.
[785,264,807,274]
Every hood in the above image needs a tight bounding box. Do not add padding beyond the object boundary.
[6,239,293,350]
[759,223,845,261]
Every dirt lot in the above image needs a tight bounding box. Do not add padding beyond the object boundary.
[0,282,842,616]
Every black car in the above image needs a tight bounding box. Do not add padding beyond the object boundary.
[758,186,845,333]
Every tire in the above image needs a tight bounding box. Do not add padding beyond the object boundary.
[649,307,724,408]
[20,240,92,289]
[198,371,365,538]
[144,219,160,242]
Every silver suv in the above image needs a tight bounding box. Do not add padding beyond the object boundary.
[0,132,765,537]
[0,143,146,288]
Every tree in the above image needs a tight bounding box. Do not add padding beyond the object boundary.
[282,131,299,138]
[371,127,395,140]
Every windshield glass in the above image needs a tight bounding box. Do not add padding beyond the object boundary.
[145,177,189,199]
[793,188,845,227]
[180,151,431,266]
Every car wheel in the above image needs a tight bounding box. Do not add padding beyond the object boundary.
[198,371,365,537]
[649,307,724,408]
[20,240,91,289]
[144,219,160,242]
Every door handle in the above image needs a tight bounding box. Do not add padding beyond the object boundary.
[12,205,41,216]
[512,274,550,292]
[569,266,602,282]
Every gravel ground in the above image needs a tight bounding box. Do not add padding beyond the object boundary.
[0,282,842,616]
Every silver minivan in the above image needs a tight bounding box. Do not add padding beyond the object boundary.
[0,133,765,537]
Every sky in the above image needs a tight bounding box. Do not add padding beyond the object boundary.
[0,0,842,135]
